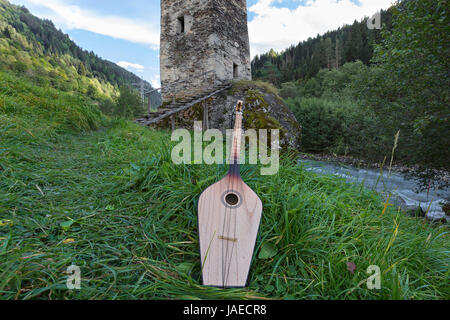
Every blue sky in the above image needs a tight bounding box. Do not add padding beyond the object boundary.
[9,0,392,87]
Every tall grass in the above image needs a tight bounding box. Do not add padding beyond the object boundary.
[0,71,105,142]
[0,72,448,300]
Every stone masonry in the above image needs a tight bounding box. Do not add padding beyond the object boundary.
[160,0,251,102]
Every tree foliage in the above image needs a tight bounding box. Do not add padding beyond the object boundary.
[367,0,450,172]
[254,1,448,187]
[0,0,152,101]
[285,62,386,158]
[114,86,145,119]
[252,8,393,85]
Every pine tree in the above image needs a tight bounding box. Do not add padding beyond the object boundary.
[324,37,332,70]
[335,38,341,69]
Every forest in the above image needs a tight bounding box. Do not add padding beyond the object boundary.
[0,0,149,115]
[252,0,449,188]
[251,8,393,84]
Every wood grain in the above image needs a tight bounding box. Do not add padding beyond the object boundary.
[198,174,263,288]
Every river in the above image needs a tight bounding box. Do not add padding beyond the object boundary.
[300,159,450,222]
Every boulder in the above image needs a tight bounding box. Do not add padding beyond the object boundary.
[159,80,302,150]
[384,193,449,223]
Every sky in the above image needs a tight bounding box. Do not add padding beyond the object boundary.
[9,0,394,87]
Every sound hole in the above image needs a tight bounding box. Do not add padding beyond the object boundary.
[225,193,239,206]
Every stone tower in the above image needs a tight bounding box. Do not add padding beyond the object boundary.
[160,0,251,102]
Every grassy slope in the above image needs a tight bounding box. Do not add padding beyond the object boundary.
[0,0,149,99]
[0,72,449,300]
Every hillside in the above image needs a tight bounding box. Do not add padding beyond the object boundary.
[0,0,151,99]
[251,8,393,85]
[1,72,448,300]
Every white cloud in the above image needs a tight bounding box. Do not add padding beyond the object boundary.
[26,0,159,48]
[117,61,145,71]
[149,75,161,89]
[14,0,395,78]
[248,0,394,57]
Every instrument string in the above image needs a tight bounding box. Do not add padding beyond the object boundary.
[224,119,237,286]
[222,109,237,287]
[222,162,232,286]
[202,102,242,287]
[224,109,242,286]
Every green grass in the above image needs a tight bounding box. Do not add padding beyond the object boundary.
[231,80,279,96]
[0,72,449,300]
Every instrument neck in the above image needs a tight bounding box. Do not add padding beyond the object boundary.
[229,111,243,177]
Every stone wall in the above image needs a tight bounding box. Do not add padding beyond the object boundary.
[160,0,251,103]
[210,0,251,83]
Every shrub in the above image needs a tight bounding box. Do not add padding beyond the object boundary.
[287,96,385,158]
[114,86,145,119]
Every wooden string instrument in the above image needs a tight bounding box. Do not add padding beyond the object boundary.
[198,101,263,288]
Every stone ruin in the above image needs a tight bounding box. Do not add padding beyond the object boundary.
[160,0,252,102]
[148,0,302,149]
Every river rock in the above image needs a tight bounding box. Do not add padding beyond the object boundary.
[389,194,447,222]
[387,194,409,212]
[424,207,448,223]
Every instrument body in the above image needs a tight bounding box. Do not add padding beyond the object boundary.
[198,101,263,288]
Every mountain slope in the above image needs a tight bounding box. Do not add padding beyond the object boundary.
[0,0,151,99]
[251,8,393,85]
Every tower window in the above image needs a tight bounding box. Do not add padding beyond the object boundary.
[177,16,185,34]
[233,63,239,79]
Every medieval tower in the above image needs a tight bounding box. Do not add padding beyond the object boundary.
[160,0,251,102]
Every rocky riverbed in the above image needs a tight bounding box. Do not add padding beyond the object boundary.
[300,158,450,223]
